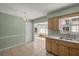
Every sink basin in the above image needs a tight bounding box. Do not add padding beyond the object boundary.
[59,37,73,40]
[59,37,63,39]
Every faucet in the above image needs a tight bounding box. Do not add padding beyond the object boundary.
[65,34,69,40]
[65,34,77,41]
[70,35,76,41]
[73,35,76,40]
[65,34,72,40]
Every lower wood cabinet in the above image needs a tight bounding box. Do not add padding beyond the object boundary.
[51,39,58,55]
[46,37,79,56]
[77,49,79,55]
[46,38,52,52]
[69,48,78,56]
[58,45,69,56]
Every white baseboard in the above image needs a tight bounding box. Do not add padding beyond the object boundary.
[0,34,24,39]
[0,40,33,52]
[0,42,26,51]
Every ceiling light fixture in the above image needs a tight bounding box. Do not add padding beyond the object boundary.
[23,12,27,22]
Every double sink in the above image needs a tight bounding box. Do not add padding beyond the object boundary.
[59,36,79,43]
[47,35,79,44]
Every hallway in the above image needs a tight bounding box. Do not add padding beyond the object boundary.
[0,37,53,56]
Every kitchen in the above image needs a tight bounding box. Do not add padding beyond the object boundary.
[0,3,79,56]
[46,12,79,56]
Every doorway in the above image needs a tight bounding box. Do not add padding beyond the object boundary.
[34,22,48,40]
[34,21,48,49]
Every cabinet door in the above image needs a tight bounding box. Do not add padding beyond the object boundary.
[48,18,53,30]
[58,45,69,56]
[69,48,78,56]
[48,17,59,31]
[46,38,52,52]
[51,39,58,55]
[77,49,79,56]
[52,17,59,31]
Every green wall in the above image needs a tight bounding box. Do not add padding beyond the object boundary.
[0,12,25,50]
[48,4,79,18]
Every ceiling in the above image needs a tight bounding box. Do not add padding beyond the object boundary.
[0,3,76,20]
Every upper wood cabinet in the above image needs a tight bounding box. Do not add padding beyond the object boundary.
[48,17,59,31]
[48,18,53,30]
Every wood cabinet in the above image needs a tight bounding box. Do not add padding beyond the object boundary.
[77,49,79,55]
[69,48,78,56]
[51,39,58,55]
[67,42,79,56]
[46,37,79,56]
[48,17,59,31]
[58,44,69,56]
[48,18,53,30]
[58,40,69,56]
[52,17,59,31]
[46,37,52,52]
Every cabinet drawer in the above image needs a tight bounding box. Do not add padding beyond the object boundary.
[58,40,68,46]
[67,42,79,49]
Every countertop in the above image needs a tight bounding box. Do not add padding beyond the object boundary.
[46,36,79,44]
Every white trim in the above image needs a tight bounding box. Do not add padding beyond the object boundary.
[0,34,24,39]
[0,42,25,51]
[0,40,32,51]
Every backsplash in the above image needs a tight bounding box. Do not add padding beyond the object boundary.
[48,29,79,41]
[48,29,61,37]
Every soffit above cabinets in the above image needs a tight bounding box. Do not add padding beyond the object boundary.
[0,3,76,20]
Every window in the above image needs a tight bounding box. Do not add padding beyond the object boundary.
[71,25,79,32]
[71,18,79,33]
[59,16,79,34]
